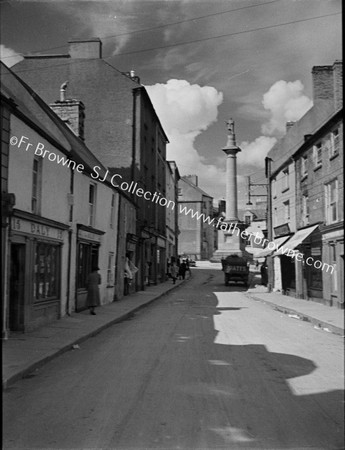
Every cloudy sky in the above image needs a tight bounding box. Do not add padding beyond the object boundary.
[0,0,342,205]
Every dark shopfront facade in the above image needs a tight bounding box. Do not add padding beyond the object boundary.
[8,211,68,332]
[76,225,104,312]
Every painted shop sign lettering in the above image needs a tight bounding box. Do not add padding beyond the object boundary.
[11,218,64,241]
[78,229,102,243]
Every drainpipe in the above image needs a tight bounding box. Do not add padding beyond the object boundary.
[66,168,74,315]
[265,156,273,292]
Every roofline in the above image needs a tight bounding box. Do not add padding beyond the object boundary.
[270,107,343,179]
[1,62,137,206]
[133,86,169,143]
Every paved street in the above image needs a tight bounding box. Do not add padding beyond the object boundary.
[3,268,344,450]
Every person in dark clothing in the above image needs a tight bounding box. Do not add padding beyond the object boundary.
[261,260,268,286]
[179,261,187,280]
[86,266,101,315]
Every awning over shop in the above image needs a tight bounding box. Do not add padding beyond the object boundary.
[272,224,319,257]
[255,235,291,258]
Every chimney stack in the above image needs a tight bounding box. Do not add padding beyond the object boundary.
[332,60,343,109]
[185,175,198,186]
[50,85,85,140]
[312,65,334,102]
[68,38,102,59]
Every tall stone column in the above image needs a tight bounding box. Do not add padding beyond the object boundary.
[211,118,245,261]
[223,120,241,221]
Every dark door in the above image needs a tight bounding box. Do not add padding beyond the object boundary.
[9,244,26,331]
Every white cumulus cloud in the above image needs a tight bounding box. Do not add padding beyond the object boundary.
[261,80,312,135]
[146,79,225,199]
[238,136,277,167]
[0,45,23,67]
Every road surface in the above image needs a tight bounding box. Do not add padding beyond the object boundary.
[3,268,344,449]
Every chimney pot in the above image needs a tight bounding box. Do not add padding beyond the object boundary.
[286,121,295,132]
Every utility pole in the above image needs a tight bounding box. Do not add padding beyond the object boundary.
[265,157,273,292]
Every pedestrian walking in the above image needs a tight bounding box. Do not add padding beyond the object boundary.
[86,266,101,315]
[124,253,138,295]
[179,260,187,280]
[185,258,191,278]
[170,260,178,284]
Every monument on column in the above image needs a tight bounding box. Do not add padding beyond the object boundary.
[211,118,247,261]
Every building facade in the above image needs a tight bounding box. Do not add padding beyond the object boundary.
[1,62,137,335]
[267,60,343,307]
[178,175,214,260]
[12,38,172,291]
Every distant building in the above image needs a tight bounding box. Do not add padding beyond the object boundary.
[166,161,180,263]
[178,175,214,260]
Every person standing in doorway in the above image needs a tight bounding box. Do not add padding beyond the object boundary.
[86,266,101,315]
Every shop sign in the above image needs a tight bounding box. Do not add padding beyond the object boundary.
[11,217,64,241]
[274,223,290,238]
[78,229,102,243]
[157,237,166,248]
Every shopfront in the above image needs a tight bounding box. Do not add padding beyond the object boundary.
[9,212,68,332]
[76,225,104,311]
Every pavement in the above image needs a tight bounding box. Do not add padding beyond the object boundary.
[3,266,344,389]
[2,278,187,389]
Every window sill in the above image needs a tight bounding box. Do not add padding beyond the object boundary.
[330,153,339,161]
[313,164,322,172]
[281,187,289,193]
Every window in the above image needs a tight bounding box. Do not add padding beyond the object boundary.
[325,180,338,224]
[31,157,42,214]
[302,194,309,226]
[88,184,96,227]
[110,194,115,228]
[244,215,251,225]
[33,243,60,301]
[107,252,114,285]
[283,200,290,222]
[272,179,277,198]
[282,168,289,191]
[330,128,340,157]
[301,155,308,177]
[313,143,322,167]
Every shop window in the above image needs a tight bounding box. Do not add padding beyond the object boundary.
[33,243,60,301]
[88,184,96,227]
[313,143,322,167]
[77,243,99,289]
[325,180,338,224]
[301,155,308,178]
[330,244,337,294]
[31,157,42,214]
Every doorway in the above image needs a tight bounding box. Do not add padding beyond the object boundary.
[9,244,26,331]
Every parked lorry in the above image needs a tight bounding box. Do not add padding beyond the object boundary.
[221,254,249,287]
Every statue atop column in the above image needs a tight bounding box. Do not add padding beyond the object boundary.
[226,118,235,135]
